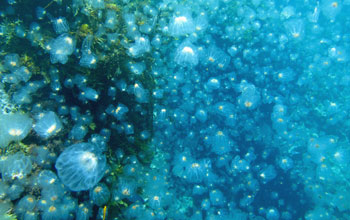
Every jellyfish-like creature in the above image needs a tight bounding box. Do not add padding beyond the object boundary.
[55,143,106,191]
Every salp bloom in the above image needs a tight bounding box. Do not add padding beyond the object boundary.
[204,45,231,70]
[90,0,105,9]
[79,35,97,69]
[328,46,348,63]
[147,193,164,210]
[266,207,280,220]
[195,108,207,123]
[33,111,62,139]
[0,113,32,148]
[169,12,195,36]
[79,53,97,69]
[105,10,117,29]
[281,6,295,19]
[172,150,192,178]
[307,136,336,164]
[209,189,226,206]
[76,203,92,220]
[194,13,208,33]
[127,36,151,58]
[0,152,32,181]
[69,123,88,140]
[128,82,149,103]
[209,130,233,155]
[4,53,20,71]
[127,62,146,75]
[275,68,295,83]
[15,195,37,218]
[50,34,76,64]
[231,155,250,175]
[308,1,320,23]
[79,87,99,102]
[284,18,304,40]
[41,204,61,220]
[52,17,69,34]
[90,183,110,206]
[259,165,277,184]
[184,160,206,183]
[37,170,58,189]
[36,6,46,19]
[9,66,32,83]
[278,157,294,171]
[106,103,129,120]
[201,199,210,210]
[55,143,106,191]
[113,178,137,201]
[237,81,260,110]
[174,40,198,68]
[321,0,342,20]
[206,77,220,91]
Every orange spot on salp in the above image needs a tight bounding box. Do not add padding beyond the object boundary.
[244,101,252,108]
[217,131,223,136]
[94,186,102,193]
[48,206,56,212]
[292,33,300,38]
[153,176,157,181]
[49,178,56,184]
[115,107,121,113]
[332,2,338,8]
[122,188,130,196]
[315,144,320,148]
[192,163,200,168]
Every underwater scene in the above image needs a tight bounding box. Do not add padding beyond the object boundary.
[0,0,350,219]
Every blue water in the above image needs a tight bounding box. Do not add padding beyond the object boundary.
[0,0,350,219]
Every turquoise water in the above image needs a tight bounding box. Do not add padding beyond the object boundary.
[0,0,350,219]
